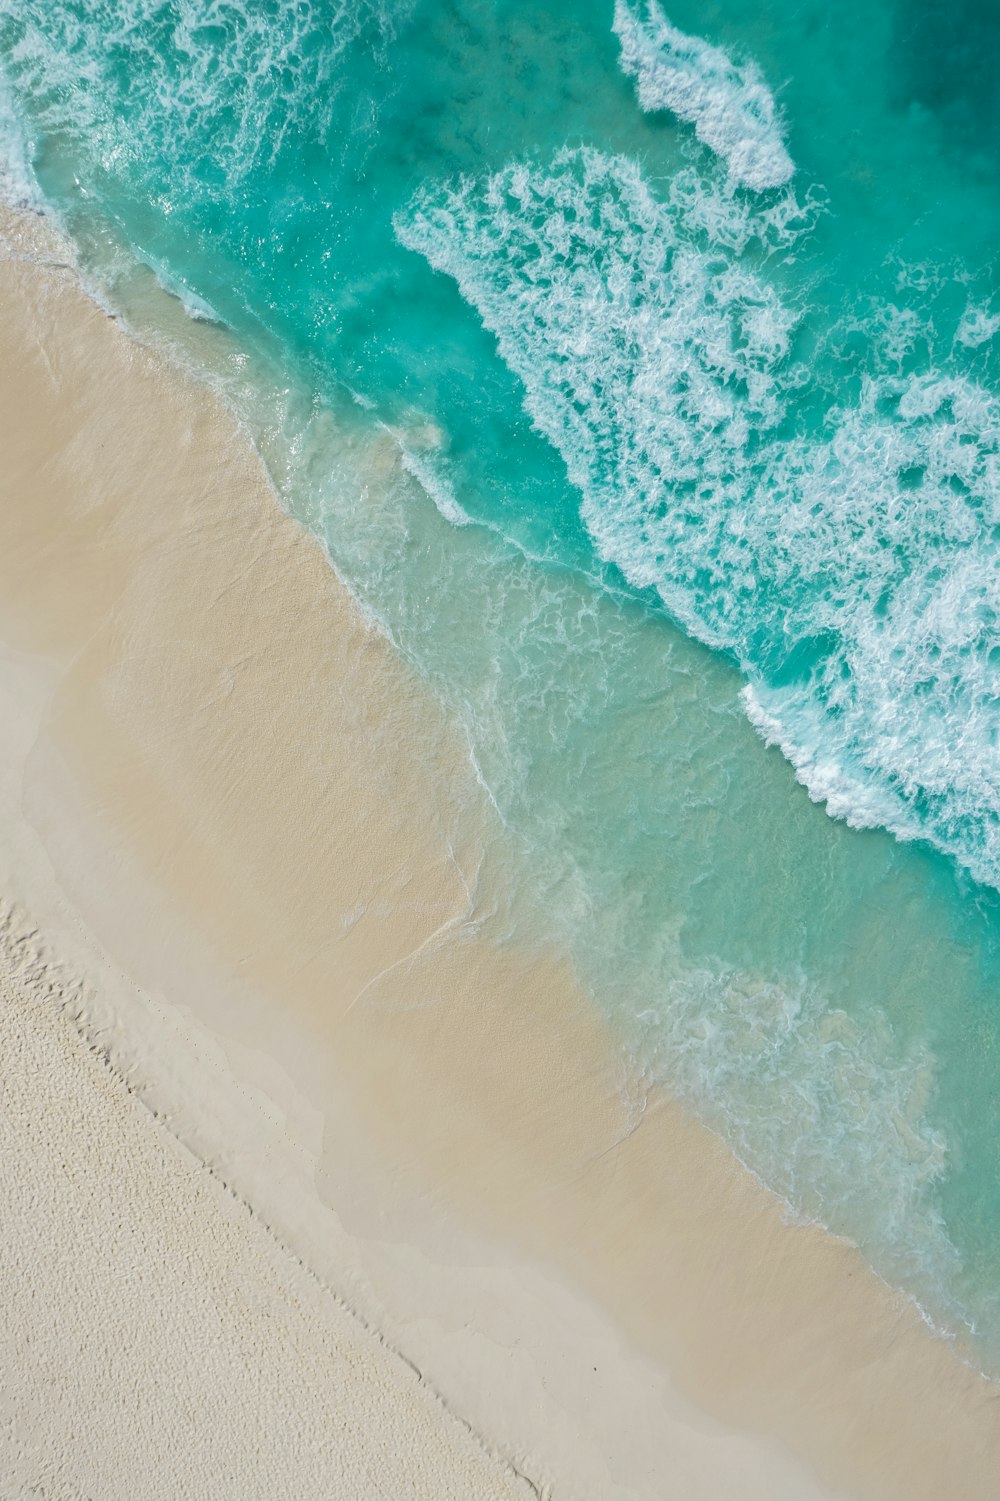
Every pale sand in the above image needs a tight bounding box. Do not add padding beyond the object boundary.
[0,914,538,1501]
[0,199,998,1500]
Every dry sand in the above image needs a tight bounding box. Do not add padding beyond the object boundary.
[0,906,538,1501]
[1,198,999,1500]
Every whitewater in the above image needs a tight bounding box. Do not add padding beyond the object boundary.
[5,0,1000,1372]
[397,146,1000,892]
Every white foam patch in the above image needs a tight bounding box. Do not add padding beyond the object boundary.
[396,148,804,647]
[612,0,794,191]
[763,375,1000,890]
[397,149,1000,892]
[740,682,922,835]
[956,302,1000,350]
[0,73,42,209]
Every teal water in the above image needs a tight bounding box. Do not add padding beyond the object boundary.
[5,0,1000,1362]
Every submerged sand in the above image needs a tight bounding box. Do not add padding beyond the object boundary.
[1,198,998,1499]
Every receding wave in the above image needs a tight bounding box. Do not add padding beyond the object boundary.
[384,434,963,1329]
[397,147,1000,892]
[8,0,1000,1365]
[612,0,794,190]
[633,957,957,1308]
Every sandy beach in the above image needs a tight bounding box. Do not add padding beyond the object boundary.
[1,197,999,1500]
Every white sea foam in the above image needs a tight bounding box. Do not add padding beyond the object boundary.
[612,0,794,191]
[761,373,1000,889]
[397,148,801,645]
[0,74,41,210]
[740,682,923,836]
[398,447,474,528]
[397,149,1000,891]
[0,0,413,198]
[956,302,1000,350]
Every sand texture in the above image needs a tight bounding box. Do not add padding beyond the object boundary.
[1,199,999,1500]
[0,905,538,1501]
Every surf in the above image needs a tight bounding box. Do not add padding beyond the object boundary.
[7,0,1000,1375]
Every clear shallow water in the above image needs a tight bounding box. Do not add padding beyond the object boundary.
[5,0,1000,1362]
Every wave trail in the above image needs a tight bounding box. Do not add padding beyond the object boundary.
[612,0,794,191]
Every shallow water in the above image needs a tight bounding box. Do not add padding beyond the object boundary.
[4,0,1000,1364]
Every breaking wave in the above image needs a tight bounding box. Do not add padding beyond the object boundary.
[397,147,1000,891]
[612,0,794,190]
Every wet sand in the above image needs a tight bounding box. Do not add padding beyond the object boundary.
[1,200,998,1500]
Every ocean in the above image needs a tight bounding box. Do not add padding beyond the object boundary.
[4,0,1000,1367]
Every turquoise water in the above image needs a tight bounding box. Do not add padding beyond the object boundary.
[5,0,1000,1361]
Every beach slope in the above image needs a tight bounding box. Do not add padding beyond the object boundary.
[1,201,999,1500]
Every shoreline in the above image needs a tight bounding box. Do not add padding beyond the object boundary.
[1,196,999,1498]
